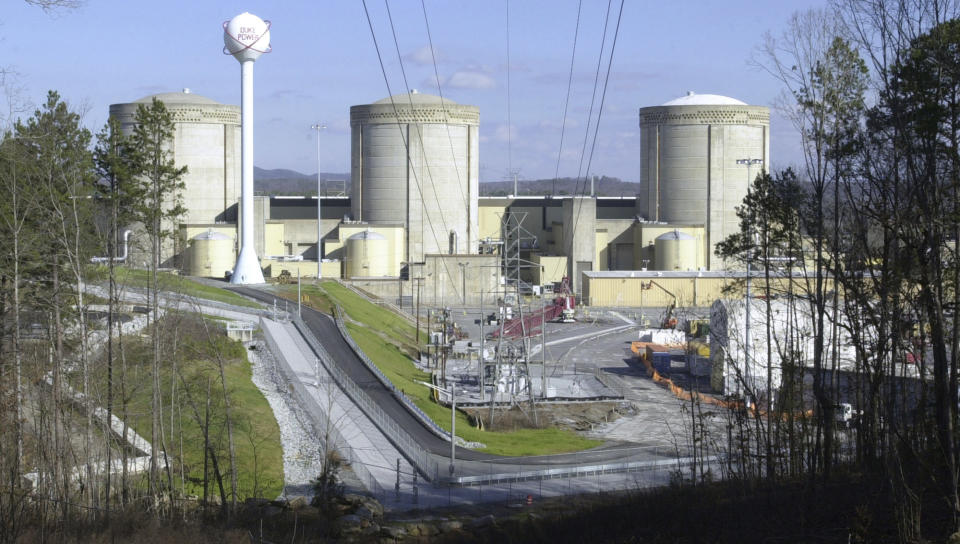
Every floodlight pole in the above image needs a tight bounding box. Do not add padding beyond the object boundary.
[312,123,326,279]
[735,158,763,403]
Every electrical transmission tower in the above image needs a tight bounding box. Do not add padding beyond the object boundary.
[485,210,544,428]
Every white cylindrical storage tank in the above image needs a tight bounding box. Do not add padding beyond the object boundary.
[350,90,479,263]
[655,230,697,271]
[345,230,389,278]
[639,92,769,270]
[187,230,235,278]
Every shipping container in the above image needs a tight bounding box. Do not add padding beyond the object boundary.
[652,352,671,373]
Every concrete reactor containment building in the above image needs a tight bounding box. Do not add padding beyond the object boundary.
[108,88,775,308]
[350,90,479,265]
[110,89,240,271]
[638,92,770,269]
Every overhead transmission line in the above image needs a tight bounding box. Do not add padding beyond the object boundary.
[572,0,613,198]
[565,0,625,272]
[419,0,473,248]
[553,0,583,197]
[361,0,463,301]
[506,0,513,178]
[383,0,464,299]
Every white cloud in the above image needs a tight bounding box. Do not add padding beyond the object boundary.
[406,45,441,66]
[494,123,516,142]
[444,71,496,90]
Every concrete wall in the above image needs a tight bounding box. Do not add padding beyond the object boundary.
[263,259,341,279]
[639,103,769,269]
[597,218,635,270]
[561,197,596,294]
[421,254,500,307]
[581,271,829,308]
[531,255,567,285]
[269,196,348,260]
[351,93,479,263]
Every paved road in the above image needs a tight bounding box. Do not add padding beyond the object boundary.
[233,286,687,474]
[235,286,510,462]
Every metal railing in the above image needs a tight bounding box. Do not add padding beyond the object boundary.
[331,306,452,441]
[289,314,439,483]
[452,455,712,486]
[336,279,417,327]
[260,316,387,500]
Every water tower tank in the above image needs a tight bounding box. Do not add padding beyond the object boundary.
[187,230,235,278]
[350,90,479,263]
[639,92,769,269]
[655,230,697,271]
[345,230,389,278]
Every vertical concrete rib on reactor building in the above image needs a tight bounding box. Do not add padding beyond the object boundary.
[639,92,769,269]
[110,91,241,226]
[109,90,241,268]
[350,91,479,263]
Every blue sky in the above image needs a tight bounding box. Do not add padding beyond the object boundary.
[2,0,825,182]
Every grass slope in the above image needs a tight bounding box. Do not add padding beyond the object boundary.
[108,315,283,499]
[89,266,261,308]
[295,281,601,457]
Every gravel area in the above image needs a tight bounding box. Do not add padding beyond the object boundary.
[246,337,346,501]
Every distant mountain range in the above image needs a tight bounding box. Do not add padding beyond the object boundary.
[254,167,638,197]
[254,167,348,195]
[479,176,640,197]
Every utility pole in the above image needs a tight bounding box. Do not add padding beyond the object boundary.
[541,269,546,398]
[458,262,468,305]
[414,276,424,345]
[312,123,326,279]
[297,268,301,317]
[479,282,485,403]
[736,158,762,404]
[399,260,406,311]
[441,307,449,388]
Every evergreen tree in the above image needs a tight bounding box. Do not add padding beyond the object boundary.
[129,97,186,508]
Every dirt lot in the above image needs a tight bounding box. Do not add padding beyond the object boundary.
[460,400,636,432]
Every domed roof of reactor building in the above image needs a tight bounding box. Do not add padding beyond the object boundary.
[372,89,460,106]
[656,230,695,241]
[661,91,747,106]
[348,230,387,241]
[193,229,232,241]
[133,89,223,106]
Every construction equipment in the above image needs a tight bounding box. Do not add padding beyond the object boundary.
[642,280,677,328]
[490,277,576,338]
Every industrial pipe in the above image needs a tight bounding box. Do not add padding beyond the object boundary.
[90,230,132,264]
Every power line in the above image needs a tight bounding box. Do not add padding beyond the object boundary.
[553,0,583,197]
[572,0,613,199]
[506,0,513,176]
[419,0,473,249]
[566,0,625,276]
[383,0,464,301]
[361,0,463,301]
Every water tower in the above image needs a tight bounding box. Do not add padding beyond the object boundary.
[223,12,271,284]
